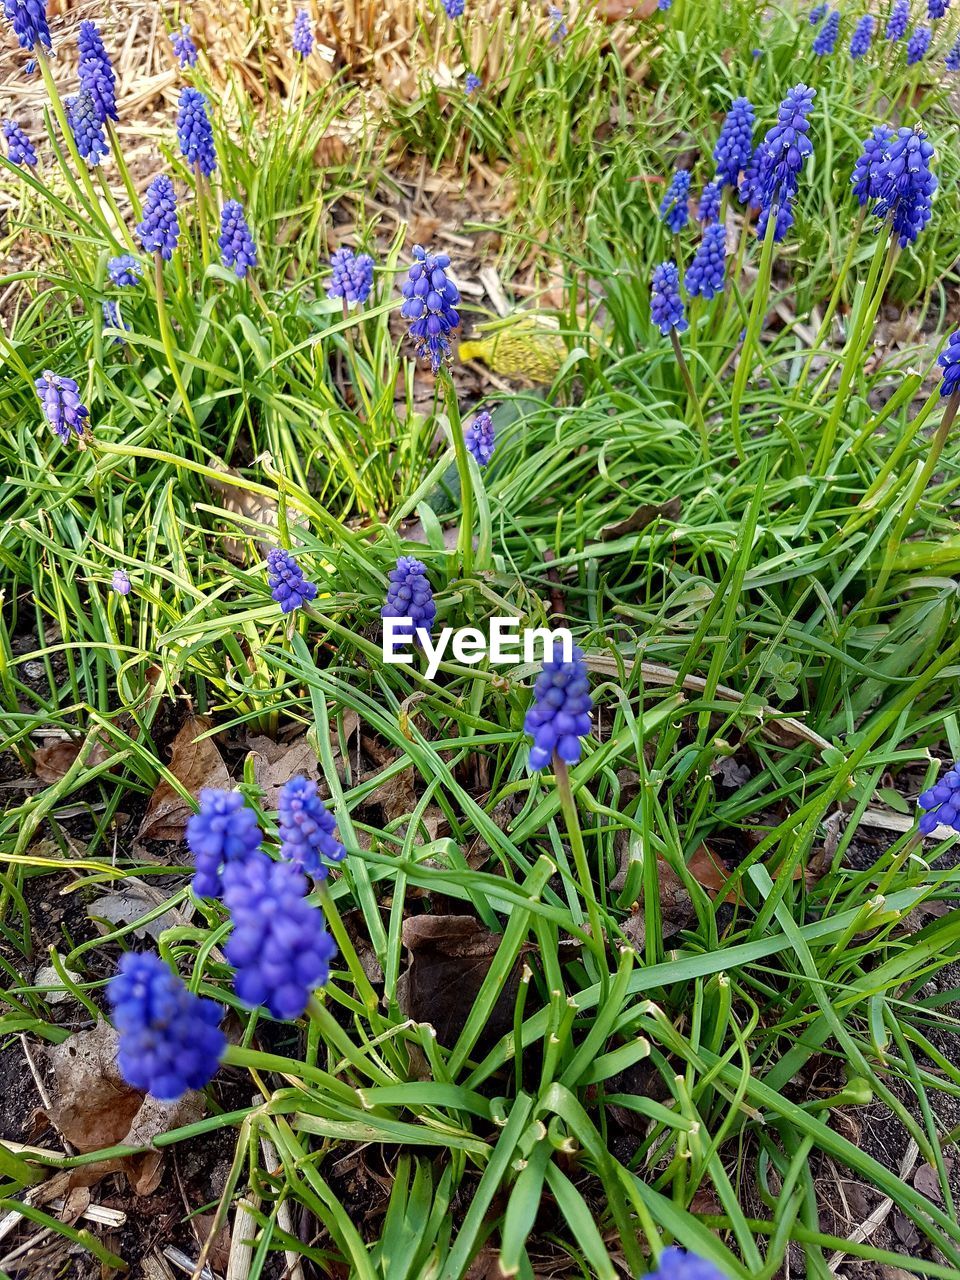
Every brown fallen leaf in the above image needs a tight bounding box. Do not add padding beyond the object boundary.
[600,496,683,542]
[913,1161,952,1205]
[88,878,191,942]
[397,915,521,1049]
[33,735,110,784]
[618,845,743,948]
[247,732,321,809]
[137,716,229,844]
[43,1022,205,1195]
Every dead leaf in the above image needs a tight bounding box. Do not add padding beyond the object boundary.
[397,915,521,1049]
[137,716,229,844]
[43,1022,205,1195]
[247,733,321,808]
[618,846,743,948]
[33,734,111,784]
[88,878,191,942]
[913,1161,952,1204]
[600,497,682,542]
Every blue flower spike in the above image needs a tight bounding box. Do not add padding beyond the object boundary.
[108,254,143,287]
[465,409,495,466]
[381,556,437,645]
[524,642,593,771]
[938,332,960,400]
[292,8,314,56]
[77,21,117,123]
[714,97,755,190]
[177,86,216,176]
[137,175,180,259]
[327,246,375,306]
[813,9,839,54]
[647,1247,730,1280]
[277,776,345,878]
[650,261,688,335]
[400,245,461,374]
[907,26,932,63]
[186,787,264,899]
[685,223,727,300]
[172,23,199,67]
[659,167,691,233]
[919,761,960,835]
[3,0,51,50]
[850,14,875,58]
[887,0,910,39]
[3,118,36,166]
[67,90,108,166]
[219,200,258,277]
[266,547,318,614]
[36,372,89,443]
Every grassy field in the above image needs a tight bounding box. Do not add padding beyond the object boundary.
[3,0,960,1276]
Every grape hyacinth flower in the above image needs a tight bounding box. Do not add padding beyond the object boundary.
[266,547,318,614]
[887,0,910,39]
[929,0,950,17]
[67,91,108,166]
[907,25,932,62]
[171,22,198,67]
[918,761,960,834]
[524,642,593,770]
[223,852,337,1021]
[277,776,345,878]
[872,127,937,247]
[400,245,461,374]
[177,87,216,176]
[713,97,755,189]
[549,6,567,41]
[381,556,436,645]
[112,568,131,595]
[107,952,225,1101]
[809,1,826,21]
[659,168,691,233]
[465,71,482,94]
[648,1248,729,1280]
[948,38,960,69]
[292,8,313,56]
[442,0,465,17]
[218,200,257,277]
[3,0,51,50]
[754,83,816,242]
[36,372,89,442]
[685,223,727,300]
[102,300,129,345]
[77,21,117,123]
[851,125,894,205]
[186,788,264,899]
[697,178,722,225]
[327,246,375,306]
[137,175,180,259]
[108,254,142,287]
[813,9,839,54]
[24,57,35,74]
[465,409,495,466]
[650,261,688,335]
[849,13,875,58]
[937,331,960,399]
[2,119,36,166]
[658,0,673,9]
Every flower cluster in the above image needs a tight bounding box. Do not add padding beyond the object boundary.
[223,852,337,1021]
[907,26,932,63]
[851,125,894,205]
[112,568,131,595]
[78,21,117,123]
[650,261,688,335]
[443,0,465,16]
[400,245,461,374]
[524,643,593,770]
[809,2,826,21]
[549,6,567,41]
[36,372,89,442]
[292,8,314,56]
[3,0,51,51]
[3,118,35,166]
[697,179,722,225]
[649,1248,728,1280]
[929,0,950,18]
[887,0,910,40]
[171,23,198,67]
[465,72,482,94]
[685,223,727,300]
[186,788,264,898]
[68,90,108,166]
[659,168,691,233]
[938,331,960,399]
[713,97,755,189]
[266,547,318,614]
[465,409,495,466]
[277,776,345,878]
[753,83,816,242]
[102,299,128,345]
[870,127,937,247]
[108,254,142,287]
[812,8,839,54]
[219,200,258,277]
[177,87,217,176]
[381,556,437,644]
[327,246,375,306]
[948,37,960,69]
[107,952,225,1101]
[137,174,180,259]
[919,762,960,834]
[849,13,875,58]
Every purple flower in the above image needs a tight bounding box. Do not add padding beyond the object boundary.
[658,0,673,9]
[2,0,51,51]
[177,87,216,176]
[685,223,727,300]
[400,245,462,374]
[382,556,436,645]
[813,9,839,54]
[549,6,567,40]
[697,178,722,225]
[849,13,875,57]
[809,2,827,21]
[907,25,932,62]
[223,851,337,1021]
[277,776,345,878]
[266,547,318,614]
[948,37,960,69]
[186,788,264,899]
[107,952,225,1100]
[443,0,465,16]
[327,246,375,306]
[938,332,960,399]
[851,125,894,206]
[77,21,117,123]
[36,372,89,442]
[650,261,687,336]
[524,642,593,770]
[112,568,131,595]
[929,0,950,18]
[659,167,691,233]
[292,8,314,56]
[648,1247,729,1280]
[102,300,129,345]
[919,761,960,834]
[67,90,108,166]
[137,174,180,259]
[2,118,36,166]
[465,71,482,94]
[872,127,937,247]
[107,254,143,287]
[465,409,495,466]
[887,0,910,39]
[713,97,755,189]
[171,23,198,67]
[218,200,258,277]
[754,83,816,242]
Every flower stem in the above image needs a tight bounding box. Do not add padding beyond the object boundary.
[153,252,197,430]
[554,758,608,996]
[439,368,475,577]
[670,328,710,459]
[730,208,778,464]
[318,882,382,1024]
[797,208,865,390]
[194,163,210,270]
[107,120,142,222]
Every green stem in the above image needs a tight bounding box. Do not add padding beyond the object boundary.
[107,120,142,221]
[797,209,865,390]
[439,368,475,577]
[318,883,382,1023]
[153,252,197,430]
[306,996,394,1084]
[554,758,608,997]
[96,168,137,253]
[195,163,210,270]
[670,328,710,459]
[730,207,778,464]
